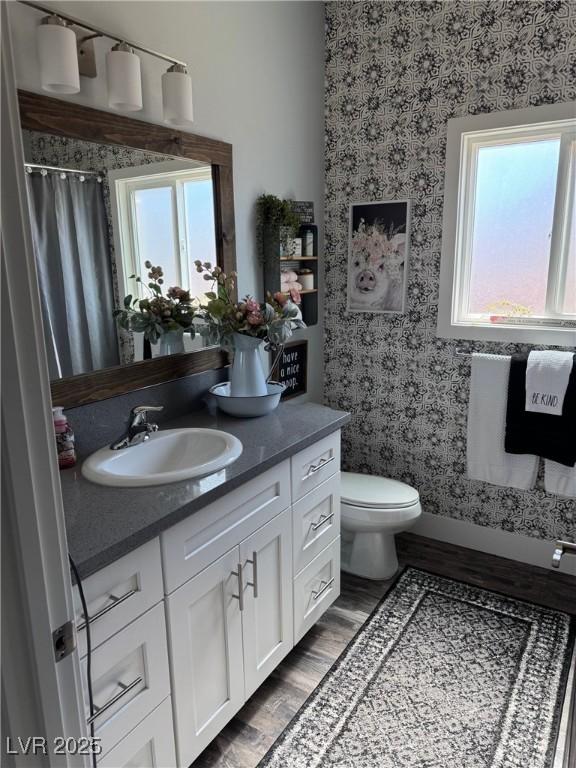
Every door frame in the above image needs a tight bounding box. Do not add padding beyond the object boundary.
[1,7,88,765]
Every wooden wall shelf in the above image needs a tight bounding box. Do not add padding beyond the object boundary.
[279,256,319,262]
[263,219,318,326]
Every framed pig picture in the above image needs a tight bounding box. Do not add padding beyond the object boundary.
[347,200,411,313]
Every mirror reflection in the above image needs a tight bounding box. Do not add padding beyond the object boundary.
[21,129,219,380]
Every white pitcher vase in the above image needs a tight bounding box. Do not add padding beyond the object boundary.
[158,329,185,356]
[229,332,267,397]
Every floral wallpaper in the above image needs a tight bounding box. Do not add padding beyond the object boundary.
[324,1,576,540]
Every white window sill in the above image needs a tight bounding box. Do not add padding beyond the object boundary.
[436,317,576,346]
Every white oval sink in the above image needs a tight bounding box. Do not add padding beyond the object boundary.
[82,428,243,487]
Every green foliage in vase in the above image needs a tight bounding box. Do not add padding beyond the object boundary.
[194,261,305,351]
[113,262,196,345]
[255,194,301,263]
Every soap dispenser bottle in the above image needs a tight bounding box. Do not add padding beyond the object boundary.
[53,407,76,469]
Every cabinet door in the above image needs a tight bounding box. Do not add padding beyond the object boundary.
[166,546,244,768]
[240,508,293,699]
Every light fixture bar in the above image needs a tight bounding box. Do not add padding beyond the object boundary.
[19,0,187,67]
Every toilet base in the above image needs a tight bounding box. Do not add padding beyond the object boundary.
[341,531,399,581]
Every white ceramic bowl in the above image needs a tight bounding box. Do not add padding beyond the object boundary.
[210,382,285,418]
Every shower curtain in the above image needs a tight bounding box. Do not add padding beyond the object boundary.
[26,173,120,378]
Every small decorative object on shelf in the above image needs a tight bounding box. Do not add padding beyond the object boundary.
[260,197,319,326]
[194,262,305,414]
[298,268,314,291]
[290,201,315,224]
[281,237,302,259]
[114,262,195,355]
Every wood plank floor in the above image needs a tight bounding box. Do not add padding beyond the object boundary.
[192,533,576,768]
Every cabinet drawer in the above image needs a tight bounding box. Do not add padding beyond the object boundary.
[291,432,340,502]
[73,539,163,657]
[293,537,340,644]
[82,603,171,758]
[98,697,176,767]
[293,473,340,576]
[161,460,291,594]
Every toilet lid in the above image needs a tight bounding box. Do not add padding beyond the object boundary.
[341,472,420,510]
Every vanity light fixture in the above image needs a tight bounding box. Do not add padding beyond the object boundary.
[21,1,193,120]
[106,42,143,112]
[162,63,194,127]
[36,15,80,94]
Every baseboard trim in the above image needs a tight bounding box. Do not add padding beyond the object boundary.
[412,513,576,577]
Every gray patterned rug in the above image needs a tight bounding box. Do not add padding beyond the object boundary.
[259,568,574,768]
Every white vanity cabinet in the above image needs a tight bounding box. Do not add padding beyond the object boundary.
[77,430,341,768]
[240,508,293,698]
[165,507,293,764]
[165,546,245,763]
[74,539,175,764]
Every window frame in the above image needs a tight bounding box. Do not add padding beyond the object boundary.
[108,161,214,302]
[437,102,576,346]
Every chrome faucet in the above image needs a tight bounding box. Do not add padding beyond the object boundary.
[110,405,164,450]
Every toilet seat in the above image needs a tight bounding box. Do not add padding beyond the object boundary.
[341,472,420,510]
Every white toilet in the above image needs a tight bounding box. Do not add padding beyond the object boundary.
[340,472,422,580]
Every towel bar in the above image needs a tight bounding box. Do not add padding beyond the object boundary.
[455,348,510,359]
[552,540,576,568]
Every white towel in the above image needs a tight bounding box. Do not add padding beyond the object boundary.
[467,353,538,490]
[525,350,574,416]
[545,460,576,498]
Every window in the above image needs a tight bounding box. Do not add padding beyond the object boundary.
[438,103,576,345]
[110,161,216,302]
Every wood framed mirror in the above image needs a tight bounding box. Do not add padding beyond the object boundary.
[18,90,236,408]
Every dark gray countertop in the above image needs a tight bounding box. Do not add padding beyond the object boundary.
[61,402,349,579]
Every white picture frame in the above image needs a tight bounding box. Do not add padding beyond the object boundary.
[347,199,411,314]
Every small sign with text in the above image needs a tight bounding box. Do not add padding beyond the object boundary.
[271,340,308,399]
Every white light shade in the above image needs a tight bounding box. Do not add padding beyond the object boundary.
[36,22,80,94]
[106,45,142,112]
[162,67,194,126]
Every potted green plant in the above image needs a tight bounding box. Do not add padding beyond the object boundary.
[255,194,301,263]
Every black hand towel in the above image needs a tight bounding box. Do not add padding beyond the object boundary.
[505,352,576,467]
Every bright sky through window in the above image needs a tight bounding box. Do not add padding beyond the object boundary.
[134,186,179,289]
[184,180,217,299]
[468,139,560,316]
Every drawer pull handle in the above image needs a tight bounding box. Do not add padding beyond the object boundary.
[311,512,334,532]
[78,588,138,632]
[311,577,335,601]
[86,676,143,725]
[246,551,258,598]
[304,455,335,479]
[231,563,245,611]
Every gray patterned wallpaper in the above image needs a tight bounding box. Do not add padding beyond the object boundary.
[324,1,575,541]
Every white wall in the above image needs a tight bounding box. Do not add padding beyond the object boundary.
[8,0,325,400]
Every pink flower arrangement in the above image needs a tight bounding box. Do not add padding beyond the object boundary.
[194,261,305,350]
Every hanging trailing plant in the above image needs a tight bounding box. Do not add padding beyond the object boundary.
[255,194,301,263]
